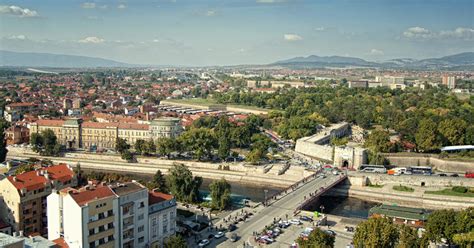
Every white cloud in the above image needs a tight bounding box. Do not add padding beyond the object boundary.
[99,5,108,9]
[78,36,105,44]
[0,5,39,18]
[7,35,28,40]
[370,49,384,55]
[117,4,127,9]
[284,34,302,41]
[81,2,96,9]
[403,26,474,41]
[152,39,160,43]
[315,27,326,32]
[206,10,216,16]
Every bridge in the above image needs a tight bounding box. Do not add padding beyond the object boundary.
[218,171,347,247]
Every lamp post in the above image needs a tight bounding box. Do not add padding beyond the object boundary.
[264,189,268,206]
[320,205,325,214]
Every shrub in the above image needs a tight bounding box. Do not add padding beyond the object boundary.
[452,186,468,193]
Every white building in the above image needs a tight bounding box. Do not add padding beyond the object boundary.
[110,181,149,248]
[148,190,176,248]
[47,185,120,248]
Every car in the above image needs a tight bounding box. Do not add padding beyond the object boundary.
[198,239,210,247]
[228,224,236,231]
[278,220,291,228]
[214,231,225,239]
[451,173,459,177]
[230,233,239,242]
[438,173,447,177]
[299,216,313,222]
[324,230,337,236]
[344,226,355,232]
[289,219,302,225]
[207,234,214,239]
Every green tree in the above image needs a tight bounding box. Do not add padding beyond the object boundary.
[121,150,134,162]
[415,118,441,152]
[424,209,458,245]
[365,130,392,153]
[163,235,187,248]
[144,139,156,155]
[179,128,217,161]
[438,118,467,145]
[31,129,62,156]
[453,231,474,248]
[156,137,178,158]
[167,163,202,203]
[397,225,420,248]
[116,138,130,154]
[150,170,168,193]
[14,164,35,175]
[134,139,146,155]
[209,178,231,210]
[246,148,265,164]
[30,132,44,152]
[353,217,399,248]
[296,228,335,248]
[0,120,9,162]
[216,116,231,160]
[217,136,231,160]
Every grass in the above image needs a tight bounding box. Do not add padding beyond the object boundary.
[393,185,415,192]
[425,188,474,198]
[367,183,384,188]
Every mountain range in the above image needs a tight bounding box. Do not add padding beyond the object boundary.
[273,52,474,70]
[1,50,473,70]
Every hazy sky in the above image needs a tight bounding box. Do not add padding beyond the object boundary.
[1,0,473,66]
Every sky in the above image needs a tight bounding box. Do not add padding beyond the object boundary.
[0,0,473,66]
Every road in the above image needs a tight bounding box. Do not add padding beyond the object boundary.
[217,173,344,247]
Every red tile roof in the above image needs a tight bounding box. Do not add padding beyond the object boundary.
[36,119,65,127]
[67,185,116,206]
[53,238,69,248]
[148,191,174,205]
[7,164,74,192]
[118,123,149,130]
[82,122,118,129]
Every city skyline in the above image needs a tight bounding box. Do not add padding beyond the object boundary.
[1,0,473,66]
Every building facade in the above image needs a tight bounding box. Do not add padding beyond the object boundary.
[29,117,182,150]
[148,191,176,248]
[4,125,29,145]
[0,164,77,236]
[442,76,456,89]
[3,103,37,122]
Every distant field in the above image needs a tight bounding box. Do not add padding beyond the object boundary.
[425,188,474,198]
[163,98,271,113]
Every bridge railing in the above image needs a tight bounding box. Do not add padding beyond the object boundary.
[294,174,347,212]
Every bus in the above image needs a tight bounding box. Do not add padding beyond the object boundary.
[387,167,412,176]
[408,166,433,175]
[359,164,387,174]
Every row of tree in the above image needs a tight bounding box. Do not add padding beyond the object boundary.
[30,129,64,156]
[212,86,474,152]
[0,119,8,163]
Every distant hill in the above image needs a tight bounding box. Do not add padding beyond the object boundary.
[273,52,474,70]
[0,50,135,68]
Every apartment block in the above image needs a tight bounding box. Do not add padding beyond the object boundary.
[148,190,176,248]
[0,164,77,236]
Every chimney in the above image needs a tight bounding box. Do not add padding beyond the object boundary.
[13,176,17,182]
[44,171,49,179]
[19,230,23,237]
[13,231,17,237]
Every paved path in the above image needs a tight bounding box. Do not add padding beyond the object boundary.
[217,173,345,247]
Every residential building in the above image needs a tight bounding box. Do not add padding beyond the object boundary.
[0,164,77,236]
[47,185,120,248]
[63,99,73,110]
[348,80,368,88]
[4,125,29,145]
[148,190,176,248]
[375,76,405,86]
[3,103,37,122]
[442,76,456,89]
[29,117,182,150]
[72,99,81,109]
[110,182,149,248]
[0,232,57,248]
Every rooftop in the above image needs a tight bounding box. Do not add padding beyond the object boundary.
[149,190,174,205]
[110,181,146,196]
[66,185,116,207]
[7,164,74,191]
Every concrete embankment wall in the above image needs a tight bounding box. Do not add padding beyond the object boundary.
[7,147,307,188]
[348,172,474,187]
[327,184,474,210]
[383,153,474,173]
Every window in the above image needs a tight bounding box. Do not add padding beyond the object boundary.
[107,222,114,229]
[138,237,144,243]
[89,242,96,248]
[138,225,144,232]
[138,214,144,220]
[108,235,114,242]
[89,229,95,235]
[99,238,105,245]
[139,201,145,208]
[107,210,113,216]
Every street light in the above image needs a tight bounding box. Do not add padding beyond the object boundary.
[264,189,268,206]
[320,205,325,214]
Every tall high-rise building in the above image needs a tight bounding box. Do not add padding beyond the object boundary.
[442,76,456,89]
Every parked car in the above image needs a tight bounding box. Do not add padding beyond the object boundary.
[451,173,459,177]
[230,233,239,242]
[289,219,302,225]
[299,216,313,222]
[278,220,291,228]
[228,224,236,231]
[214,231,225,239]
[324,230,337,236]
[198,239,210,247]
[344,226,355,232]
[438,173,447,177]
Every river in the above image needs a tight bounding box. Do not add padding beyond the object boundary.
[304,196,378,219]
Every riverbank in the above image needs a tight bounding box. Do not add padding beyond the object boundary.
[7,147,311,188]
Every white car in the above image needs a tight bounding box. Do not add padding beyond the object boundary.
[198,239,210,247]
[289,219,302,225]
[214,231,225,239]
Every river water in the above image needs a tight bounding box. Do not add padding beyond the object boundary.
[304,196,378,219]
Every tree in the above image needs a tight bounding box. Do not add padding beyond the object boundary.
[30,132,44,152]
[246,148,265,164]
[116,138,130,154]
[134,139,146,155]
[217,136,231,160]
[144,139,156,155]
[163,235,187,248]
[167,163,202,203]
[438,118,467,145]
[296,228,335,248]
[397,225,420,248]
[364,130,392,153]
[150,170,168,193]
[216,116,231,160]
[424,209,458,245]
[156,137,178,158]
[121,150,134,162]
[30,130,62,156]
[179,128,217,161]
[0,119,8,163]
[14,164,35,175]
[209,178,231,210]
[415,118,441,152]
[353,217,399,248]
[453,231,474,248]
